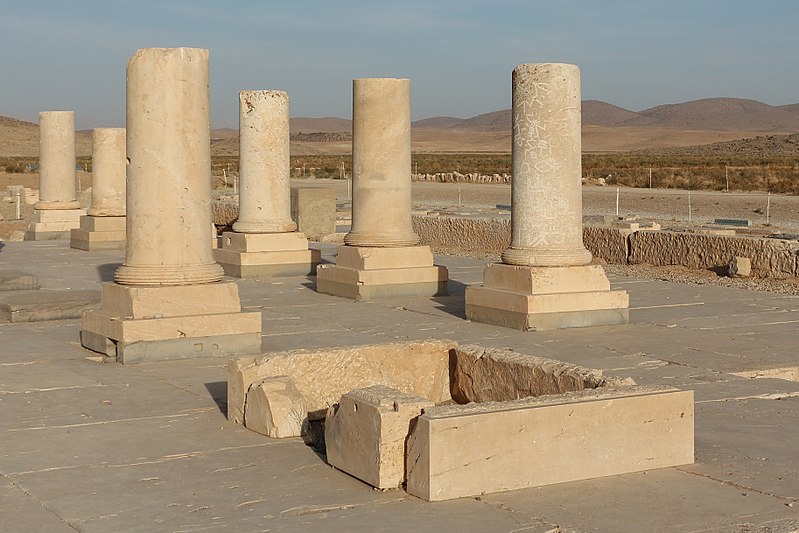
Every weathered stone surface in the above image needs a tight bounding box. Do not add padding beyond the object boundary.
[212,200,239,226]
[412,215,510,255]
[0,270,39,291]
[729,256,752,277]
[244,377,308,438]
[0,290,100,323]
[583,225,629,264]
[291,187,336,240]
[406,386,694,501]
[227,340,456,426]
[629,231,799,278]
[325,385,433,489]
[451,344,632,404]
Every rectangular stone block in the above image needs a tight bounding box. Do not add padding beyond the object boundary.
[27,222,81,233]
[316,264,448,300]
[0,270,39,291]
[335,245,435,270]
[213,248,318,267]
[466,285,629,315]
[406,386,694,501]
[291,187,336,239]
[325,385,434,489]
[227,340,456,426]
[98,281,243,319]
[0,290,100,323]
[481,263,611,294]
[245,377,308,438]
[79,215,126,232]
[221,231,310,253]
[33,209,86,223]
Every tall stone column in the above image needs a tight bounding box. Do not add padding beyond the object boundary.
[115,48,223,286]
[316,78,447,300]
[36,111,80,210]
[25,111,84,240]
[88,128,126,217]
[81,48,261,363]
[465,63,628,331]
[71,128,127,250]
[344,78,418,247]
[233,90,296,234]
[501,63,592,267]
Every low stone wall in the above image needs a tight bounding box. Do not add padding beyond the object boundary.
[411,214,799,279]
[412,172,511,184]
[212,200,239,226]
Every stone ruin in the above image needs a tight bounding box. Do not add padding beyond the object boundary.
[228,340,694,501]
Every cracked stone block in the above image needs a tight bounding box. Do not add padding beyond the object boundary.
[325,385,434,489]
[728,256,752,278]
[244,376,308,439]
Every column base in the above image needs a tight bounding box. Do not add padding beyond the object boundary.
[465,263,629,331]
[316,245,448,301]
[213,232,321,278]
[80,281,262,364]
[24,208,85,241]
[70,215,126,251]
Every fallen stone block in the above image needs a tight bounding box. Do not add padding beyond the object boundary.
[406,386,694,502]
[325,385,434,489]
[0,290,100,323]
[244,376,308,438]
[728,256,752,278]
[0,270,40,291]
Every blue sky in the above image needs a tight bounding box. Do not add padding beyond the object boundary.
[1,1,797,128]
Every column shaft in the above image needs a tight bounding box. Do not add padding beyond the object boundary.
[501,63,591,267]
[36,111,80,210]
[233,90,296,233]
[115,47,223,286]
[344,78,418,247]
[88,128,126,216]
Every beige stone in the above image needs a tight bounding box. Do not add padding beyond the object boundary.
[325,385,433,489]
[221,231,309,253]
[97,281,242,319]
[406,386,694,501]
[227,340,456,426]
[316,261,448,300]
[481,263,611,294]
[335,245,434,270]
[34,209,85,223]
[233,90,296,234]
[501,64,590,267]
[77,215,126,232]
[114,47,223,286]
[34,111,80,211]
[344,78,418,247]
[729,256,752,277]
[291,187,336,239]
[87,128,126,217]
[450,344,631,403]
[244,377,308,438]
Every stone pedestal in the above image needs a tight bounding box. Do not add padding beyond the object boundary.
[214,90,319,278]
[81,47,261,363]
[25,111,82,240]
[316,78,448,299]
[71,128,127,250]
[465,63,627,330]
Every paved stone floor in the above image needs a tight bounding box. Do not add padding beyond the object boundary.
[1,240,799,532]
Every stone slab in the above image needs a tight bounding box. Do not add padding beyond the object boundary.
[465,303,630,331]
[466,285,629,315]
[481,263,611,294]
[220,231,310,253]
[0,290,100,323]
[213,248,321,278]
[316,264,448,300]
[23,227,73,241]
[244,376,308,438]
[228,340,456,426]
[79,215,126,232]
[97,281,243,319]
[69,229,126,251]
[325,385,434,489]
[291,187,336,239]
[335,245,435,270]
[406,386,694,501]
[0,270,40,291]
[33,208,86,223]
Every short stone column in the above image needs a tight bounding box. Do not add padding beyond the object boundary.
[70,128,127,250]
[466,63,628,330]
[81,48,261,364]
[316,78,447,300]
[214,90,320,277]
[25,111,84,240]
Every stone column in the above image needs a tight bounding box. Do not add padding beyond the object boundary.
[465,63,627,331]
[87,128,126,216]
[233,90,296,233]
[115,47,223,286]
[81,48,261,363]
[501,63,591,267]
[35,111,80,210]
[344,78,418,247]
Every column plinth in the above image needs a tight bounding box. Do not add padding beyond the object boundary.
[466,63,628,330]
[215,90,319,278]
[317,78,448,300]
[81,48,260,363]
[25,111,83,240]
[72,128,127,250]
